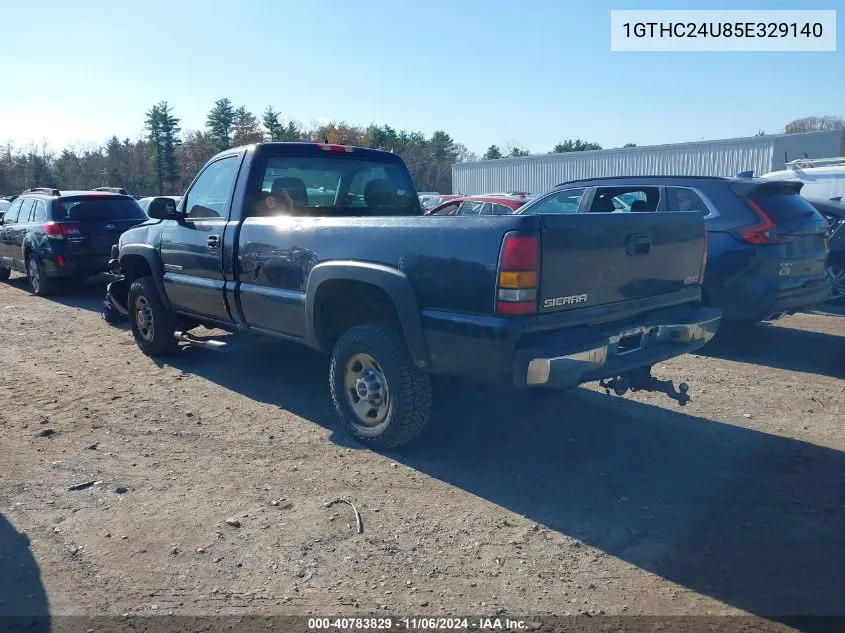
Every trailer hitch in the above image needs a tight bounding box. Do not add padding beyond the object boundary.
[599,367,690,406]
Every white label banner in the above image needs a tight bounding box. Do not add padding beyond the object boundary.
[610,10,836,52]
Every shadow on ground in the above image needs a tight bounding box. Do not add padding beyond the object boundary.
[698,319,845,378]
[5,273,109,314]
[0,513,49,631]
[159,335,845,620]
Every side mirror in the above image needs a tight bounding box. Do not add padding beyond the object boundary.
[147,197,178,220]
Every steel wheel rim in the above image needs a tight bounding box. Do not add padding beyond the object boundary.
[28,260,39,293]
[134,296,154,342]
[827,265,845,301]
[344,352,390,426]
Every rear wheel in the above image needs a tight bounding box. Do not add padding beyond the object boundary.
[825,258,845,305]
[128,276,178,356]
[330,324,432,449]
[27,255,54,296]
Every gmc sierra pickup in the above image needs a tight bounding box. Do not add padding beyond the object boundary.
[108,142,721,448]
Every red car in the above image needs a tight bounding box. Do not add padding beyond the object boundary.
[420,194,461,212]
[425,195,526,216]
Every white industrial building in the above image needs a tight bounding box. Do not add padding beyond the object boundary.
[452,129,845,195]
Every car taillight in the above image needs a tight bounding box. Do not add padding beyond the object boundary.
[42,222,81,239]
[733,199,794,245]
[496,232,539,315]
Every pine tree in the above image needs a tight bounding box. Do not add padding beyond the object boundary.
[104,136,123,187]
[262,106,283,141]
[483,145,503,160]
[145,101,181,195]
[206,98,236,152]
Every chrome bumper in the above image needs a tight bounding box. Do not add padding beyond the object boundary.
[523,309,721,387]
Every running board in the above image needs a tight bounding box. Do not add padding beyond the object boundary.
[174,331,228,351]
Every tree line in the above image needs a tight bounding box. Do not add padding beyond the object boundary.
[0,98,476,197]
[2,106,841,196]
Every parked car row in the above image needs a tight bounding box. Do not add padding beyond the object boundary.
[0,143,838,451]
[425,195,528,216]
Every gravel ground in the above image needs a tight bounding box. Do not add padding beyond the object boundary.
[1,273,843,625]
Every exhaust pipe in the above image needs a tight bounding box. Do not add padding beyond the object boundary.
[173,331,228,351]
[765,312,787,321]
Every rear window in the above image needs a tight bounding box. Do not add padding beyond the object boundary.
[56,197,146,221]
[751,191,820,223]
[255,155,419,217]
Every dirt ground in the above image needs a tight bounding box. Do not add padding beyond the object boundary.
[1,272,844,624]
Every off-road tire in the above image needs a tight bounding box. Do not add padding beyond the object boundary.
[27,255,54,296]
[128,276,179,356]
[330,324,432,449]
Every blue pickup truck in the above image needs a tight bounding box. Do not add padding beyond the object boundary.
[107,142,721,448]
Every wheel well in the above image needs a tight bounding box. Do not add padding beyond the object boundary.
[314,280,402,351]
[121,255,153,282]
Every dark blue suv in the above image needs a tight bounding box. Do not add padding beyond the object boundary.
[517,176,831,324]
[0,188,147,296]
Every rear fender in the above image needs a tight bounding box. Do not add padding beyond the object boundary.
[305,261,431,370]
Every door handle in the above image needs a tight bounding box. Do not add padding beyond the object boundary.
[207,235,220,248]
[626,234,651,256]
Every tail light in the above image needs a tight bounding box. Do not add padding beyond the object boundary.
[319,144,354,153]
[733,199,794,245]
[496,232,539,315]
[42,222,81,240]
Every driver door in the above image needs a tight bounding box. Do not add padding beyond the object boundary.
[160,154,242,321]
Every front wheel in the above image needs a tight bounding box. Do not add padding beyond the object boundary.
[128,276,178,356]
[825,259,845,305]
[330,324,432,449]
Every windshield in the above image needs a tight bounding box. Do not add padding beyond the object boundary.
[256,155,420,217]
[56,197,147,221]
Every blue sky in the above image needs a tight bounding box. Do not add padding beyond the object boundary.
[0,0,841,155]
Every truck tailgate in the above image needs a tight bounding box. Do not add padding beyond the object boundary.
[538,212,705,313]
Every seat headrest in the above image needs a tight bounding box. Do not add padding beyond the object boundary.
[271,177,308,206]
[592,195,616,213]
[630,200,649,212]
[363,179,397,206]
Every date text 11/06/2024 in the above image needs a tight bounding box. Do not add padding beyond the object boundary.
[307,617,529,630]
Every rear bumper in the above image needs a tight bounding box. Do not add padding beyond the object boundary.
[421,303,721,387]
[715,275,831,322]
[512,307,721,388]
[40,254,110,279]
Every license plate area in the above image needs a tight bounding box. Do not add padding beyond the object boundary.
[617,332,643,355]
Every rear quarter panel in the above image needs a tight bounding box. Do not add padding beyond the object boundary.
[234,214,541,333]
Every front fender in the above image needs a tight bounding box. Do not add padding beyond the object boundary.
[305,261,431,371]
[118,244,173,311]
